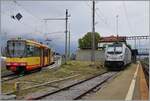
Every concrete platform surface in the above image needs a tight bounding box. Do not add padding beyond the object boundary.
[83,62,148,100]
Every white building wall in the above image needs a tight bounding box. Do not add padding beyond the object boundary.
[76,49,105,61]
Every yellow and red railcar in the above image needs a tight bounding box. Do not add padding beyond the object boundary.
[6,39,54,73]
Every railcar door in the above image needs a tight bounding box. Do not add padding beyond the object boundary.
[49,49,52,64]
[47,49,50,65]
[43,48,48,66]
[40,48,44,67]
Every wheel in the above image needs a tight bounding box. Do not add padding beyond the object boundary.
[37,67,42,71]
[17,67,27,75]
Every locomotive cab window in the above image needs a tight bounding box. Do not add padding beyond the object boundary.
[107,43,123,54]
[107,45,114,54]
[115,46,122,54]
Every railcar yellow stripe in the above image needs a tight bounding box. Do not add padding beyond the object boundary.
[6,57,41,66]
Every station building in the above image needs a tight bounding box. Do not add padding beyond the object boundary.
[98,35,126,50]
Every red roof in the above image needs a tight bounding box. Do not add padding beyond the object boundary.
[99,35,126,42]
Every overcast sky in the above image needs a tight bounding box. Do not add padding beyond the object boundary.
[1,0,149,53]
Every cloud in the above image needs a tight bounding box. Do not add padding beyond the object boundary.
[1,1,149,53]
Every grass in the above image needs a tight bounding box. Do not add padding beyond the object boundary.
[60,61,105,76]
[1,60,106,99]
[142,58,149,65]
[1,66,9,74]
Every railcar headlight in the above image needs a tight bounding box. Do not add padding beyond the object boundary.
[20,63,27,66]
[6,63,11,66]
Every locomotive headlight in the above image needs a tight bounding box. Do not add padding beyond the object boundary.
[106,55,109,58]
[119,55,123,58]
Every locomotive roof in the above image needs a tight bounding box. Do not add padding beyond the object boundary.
[108,42,132,50]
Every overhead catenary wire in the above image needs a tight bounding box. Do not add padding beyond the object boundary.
[1,10,41,35]
[85,1,114,33]
[13,0,42,22]
[122,1,133,34]
[44,31,65,39]
[96,10,107,24]
[1,5,60,36]
[13,0,67,30]
[12,0,44,34]
[95,10,115,33]
[86,2,106,25]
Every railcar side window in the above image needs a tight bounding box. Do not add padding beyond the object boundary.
[44,49,49,57]
[26,45,34,57]
[34,47,40,56]
[26,45,40,57]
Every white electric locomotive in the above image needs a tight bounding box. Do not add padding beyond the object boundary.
[104,42,131,70]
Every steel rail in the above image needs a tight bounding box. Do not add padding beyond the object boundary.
[1,61,57,82]
[1,68,42,82]
[4,74,80,95]
[1,75,19,82]
[27,71,117,100]
[1,72,15,78]
[73,73,116,100]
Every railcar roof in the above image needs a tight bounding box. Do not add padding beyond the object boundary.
[7,39,49,48]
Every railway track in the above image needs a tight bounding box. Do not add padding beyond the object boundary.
[1,60,58,82]
[1,72,18,82]
[1,72,15,78]
[1,75,20,82]
[1,68,42,82]
[27,71,118,100]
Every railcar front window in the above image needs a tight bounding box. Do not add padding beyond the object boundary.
[7,41,25,57]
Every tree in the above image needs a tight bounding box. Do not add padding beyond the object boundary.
[78,32,100,49]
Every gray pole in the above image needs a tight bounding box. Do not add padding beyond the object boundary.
[42,9,70,64]
[65,9,68,64]
[91,0,95,62]
[116,15,119,36]
[134,38,136,49]
[68,23,71,59]
[149,0,150,67]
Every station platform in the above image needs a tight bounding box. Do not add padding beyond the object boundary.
[83,62,149,100]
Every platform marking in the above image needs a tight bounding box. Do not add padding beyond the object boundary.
[125,63,139,100]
